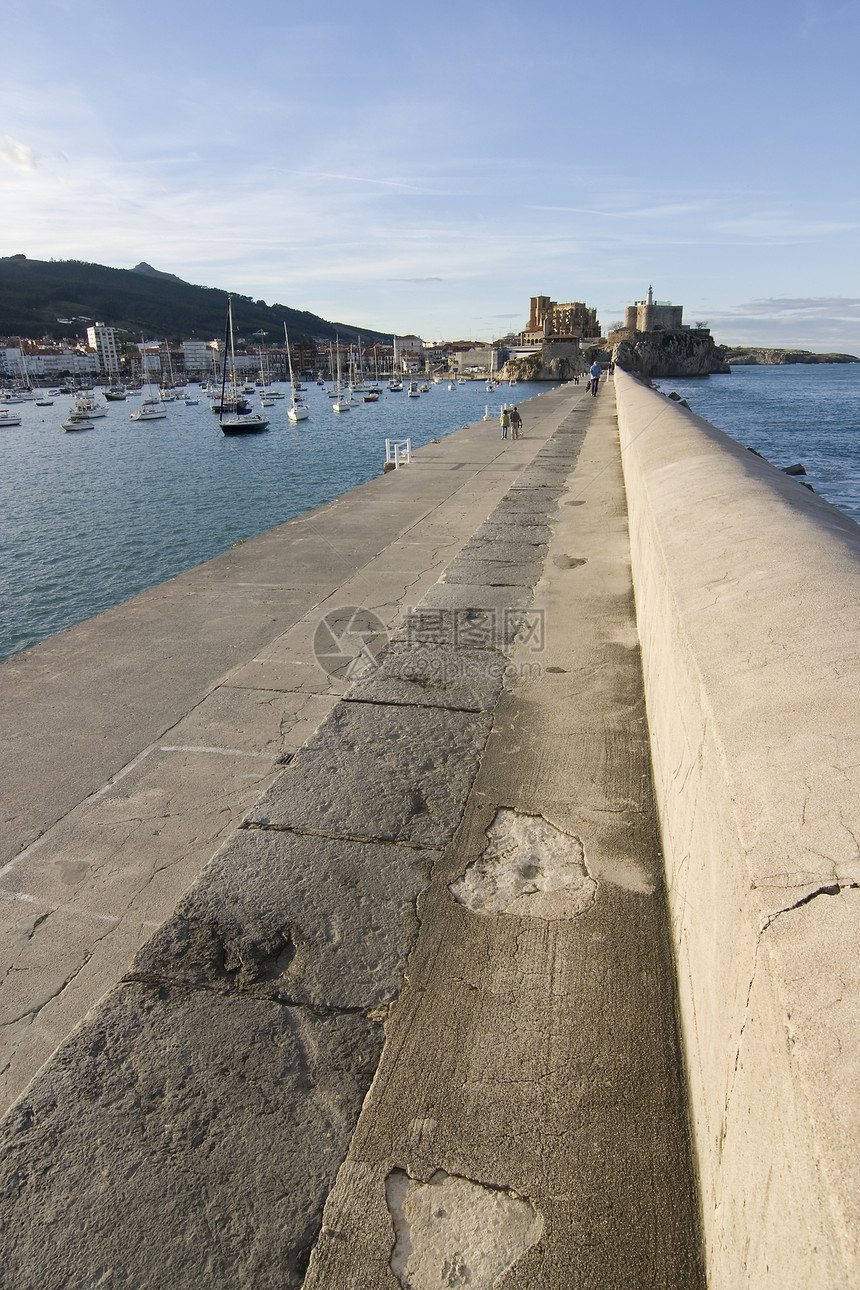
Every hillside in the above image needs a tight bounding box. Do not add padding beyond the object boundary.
[0,255,385,345]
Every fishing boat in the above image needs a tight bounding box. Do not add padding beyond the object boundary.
[104,385,127,401]
[219,297,269,434]
[62,417,94,432]
[362,390,380,402]
[0,409,23,426]
[407,381,420,397]
[71,392,107,419]
[284,323,309,422]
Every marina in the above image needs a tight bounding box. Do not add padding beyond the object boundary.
[0,377,548,661]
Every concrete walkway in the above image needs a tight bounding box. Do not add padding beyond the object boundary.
[0,380,702,1288]
[0,388,570,1112]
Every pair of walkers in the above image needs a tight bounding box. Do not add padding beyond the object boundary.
[500,406,522,440]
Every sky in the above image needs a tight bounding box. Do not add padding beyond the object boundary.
[1,0,858,351]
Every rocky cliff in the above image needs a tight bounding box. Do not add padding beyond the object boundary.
[498,341,585,383]
[611,329,730,379]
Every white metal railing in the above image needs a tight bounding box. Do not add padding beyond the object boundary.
[385,438,412,467]
[483,404,510,421]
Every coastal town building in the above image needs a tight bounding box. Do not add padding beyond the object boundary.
[86,323,121,373]
[182,340,218,377]
[393,335,424,371]
[623,286,684,333]
[521,296,599,347]
[0,345,99,378]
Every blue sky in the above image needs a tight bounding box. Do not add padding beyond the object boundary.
[1,0,858,351]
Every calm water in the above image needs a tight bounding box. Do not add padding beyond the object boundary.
[0,380,548,661]
[654,364,860,524]
[3,367,858,663]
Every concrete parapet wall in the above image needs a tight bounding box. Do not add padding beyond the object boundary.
[615,369,860,1287]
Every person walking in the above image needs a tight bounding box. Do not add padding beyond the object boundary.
[589,360,602,396]
[509,406,522,439]
[500,406,511,439]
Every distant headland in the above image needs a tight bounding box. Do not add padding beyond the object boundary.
[722,347,859,365]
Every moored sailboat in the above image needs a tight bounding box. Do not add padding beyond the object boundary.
[219,297,269,435]
[284,323,309,422]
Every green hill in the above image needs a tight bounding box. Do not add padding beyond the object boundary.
[0,254,386,345]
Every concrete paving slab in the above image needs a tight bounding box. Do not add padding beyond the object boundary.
[416,581,536,612]
[245,701,494,848]
[441,557,546,586]
[0,383,611,1277]
[346,643,506,713]
[132,830,437,1013]
[0,982,383,1290]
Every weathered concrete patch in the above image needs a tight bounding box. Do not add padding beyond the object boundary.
[0,982,382,1290]
[449,808,598,919]
[473,518,551,539]
[386,1168,543,1290]
[245,702,493,848]
[442,557,545,587]
[417,582,534,613]
[347,643,506,713]
[131,830,436,1012]
[461,539,549,563]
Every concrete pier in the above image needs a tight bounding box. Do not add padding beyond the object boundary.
[0,374,857,1288]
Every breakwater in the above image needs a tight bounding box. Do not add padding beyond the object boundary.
[616,368,860,1287]
[1,375,857,1287]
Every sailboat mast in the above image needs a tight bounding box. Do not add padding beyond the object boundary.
[219,296,232,420]
[283,322,296,386]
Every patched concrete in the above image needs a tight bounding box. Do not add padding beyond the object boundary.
[386,1168,543,1290]
[303,381,703,1288]
[449,808,597,919]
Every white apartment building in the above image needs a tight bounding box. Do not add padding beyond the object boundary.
[0,347,99,378]
[86,323,121,373]
[182,340,218,376]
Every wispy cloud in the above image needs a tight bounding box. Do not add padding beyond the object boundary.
[712,215,856,240]
[527,202,703,220]
[0,135,39,173]
[707,298,860,353]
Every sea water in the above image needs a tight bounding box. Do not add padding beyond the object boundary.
[654,364,860,524]
[0,381,545,661]
[3,367,858,663]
